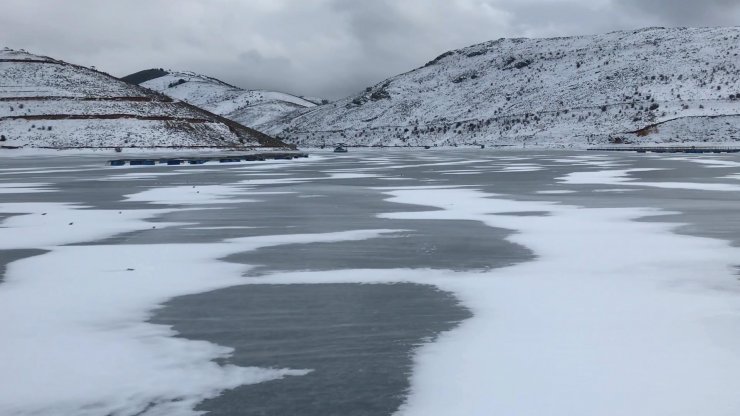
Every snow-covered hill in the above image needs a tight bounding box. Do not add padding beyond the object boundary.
[269,27,740,149]
[0,48,290,150]
[123,70,321,132]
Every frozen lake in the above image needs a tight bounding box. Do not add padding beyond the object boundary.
[2,150,740,416]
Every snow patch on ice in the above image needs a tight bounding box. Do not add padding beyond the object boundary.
[324,172,380,179]
[561,168,740,191]
[0,203,174,249]
[665,157,740,168]
[185,226,259,230]
[441,170,482,175]
[593,188,641,193]
[101,172,188,181]
[126,185,255,205]
[493,164,545,172]
[536,190,576,194]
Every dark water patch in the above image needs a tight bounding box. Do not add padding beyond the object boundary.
[636,196,740,250]
[0,177,159,209]
[0,249,48,283]
[75,182,534,272]
[153,283,471,416]
[233,218,530,276]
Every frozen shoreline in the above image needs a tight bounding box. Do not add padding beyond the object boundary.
[2,152,740,415]
[0,147,299,158]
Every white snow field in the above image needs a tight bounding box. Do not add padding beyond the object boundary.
[269,27,740,149]
[136,70,318,132]
[0,48,288,150]
[1,150,740,415]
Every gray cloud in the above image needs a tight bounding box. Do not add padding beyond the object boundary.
[617,0,740,26]
[0,0,737,99]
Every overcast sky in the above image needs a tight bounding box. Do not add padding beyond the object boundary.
[2,0,738,99]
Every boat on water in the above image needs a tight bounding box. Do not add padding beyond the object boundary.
[333,144,348,153]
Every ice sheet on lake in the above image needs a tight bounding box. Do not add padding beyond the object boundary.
[379,187,740,416]
[252,184,740,415]
[0,182,56,194]
[5,153,740,416]
[0,196,401,416]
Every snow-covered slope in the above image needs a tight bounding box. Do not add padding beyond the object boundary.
[0,48,290,150]
[124,70,319,132]
[270,27,740,148]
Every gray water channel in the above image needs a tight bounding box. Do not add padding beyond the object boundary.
[2,149,740,415]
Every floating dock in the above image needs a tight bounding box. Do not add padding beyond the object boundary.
[588,147,740,154]
[108,152,308,166]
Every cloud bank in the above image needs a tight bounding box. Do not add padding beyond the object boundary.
[1,0,737,98]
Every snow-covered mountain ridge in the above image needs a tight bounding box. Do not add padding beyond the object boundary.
[123,69,321,132]
[0,48,290,150]
[270,27,740,148]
